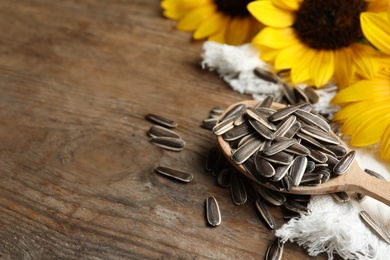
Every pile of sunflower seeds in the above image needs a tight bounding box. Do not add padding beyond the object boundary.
[213,95,356,191]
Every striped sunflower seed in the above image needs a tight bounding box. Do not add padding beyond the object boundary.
[294,109,331,132]
[300,125,339,144]
[230,172,247,205]
[212,116,235,135]
[331,191,350,203]
[254,155,276,178]
[217,167,232,188]
[284,199,311,215]
[246,107,276,130]
[148,125,181,139]
[220,103,246,122]
[206,196,221,227]
[269,105,300,122]
[155,166,193,182]
[257,186,286,206]
[248,118,275,140]
[254,67,280,84]
[263,139,297,156]
[255,95,275,109]
[232,137,264,164]
[290,156,308,187]
[146,113,178,128]
[255,199,276,230]
[265,237,284,260]
[304,86,320,104]
[281,83,298,104]
[333,150,356,175]
[274,115,297,137]
[150,137,185,151]
[360,211,390,244]
[222,122,253,141]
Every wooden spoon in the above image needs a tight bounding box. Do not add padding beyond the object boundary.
[217,100,390,206]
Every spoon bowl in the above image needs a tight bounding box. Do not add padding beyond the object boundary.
[216,100,390,206]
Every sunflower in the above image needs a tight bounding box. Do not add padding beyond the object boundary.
[161,0,262,45]
[247,0,388,88]
[331,6,390,160]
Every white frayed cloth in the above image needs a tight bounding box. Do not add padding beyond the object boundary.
[201,42,390,259]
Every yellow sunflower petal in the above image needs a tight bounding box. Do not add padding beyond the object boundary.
[332,78,390,103]
[341,103,390,135]
[333,47,354,88]
[290,48,316,83]
[225,18,251,45]
[271,0,301,11]
[274,43,306,70]
[258,46,280,62]
[208,18,229,43]
[253,27,298,49]
[309,50,334,87]
[248,1,295,28]
[352,44,379,79]
[163,0,213,11]
[194,12,227,39]
[361,12,390,55]
[333,98,385,122]
[163,9,188,20]
[176,5,216,31]
[351,113,390,146]
[381,124,390,159]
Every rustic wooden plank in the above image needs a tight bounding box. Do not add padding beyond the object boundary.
[0,0,325,259]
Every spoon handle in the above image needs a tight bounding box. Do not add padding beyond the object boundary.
[346,164,390,206]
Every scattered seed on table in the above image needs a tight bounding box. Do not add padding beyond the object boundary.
[155,166,193,182]
[206,196,221,227]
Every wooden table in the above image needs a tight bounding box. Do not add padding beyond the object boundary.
[0,1,324,259]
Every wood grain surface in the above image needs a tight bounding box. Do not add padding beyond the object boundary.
[0,1,326,259]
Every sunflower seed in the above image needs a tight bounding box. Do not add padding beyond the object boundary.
[281,175,292,191]
[212,116,235,135]
[254,67,280,84]
[284,199,311,215]
[333,150,356,175]
[255,199,276,229]
[217,168,232,188]
[202,117,218,130]
[269,105,300,122]
[272,162,293,181]
[155,166,193,182]
[220,103,246,122]
[243,177,261,202]
[150,137,185,151]
[300,125,339,144]
[323,144,348,158]
[260,151,294,165]
[364,168,387,181]
[282,121,302,139]
[305,160,316,173]
[248,118,274,140]
[243,158,269,184]
[255,95,275,109]
[360,211,390,244]
[299,103,312,112]
[233,109,247,126]
[356,192,366,202]
[232,137,264,164]
[211,106,225,115]
[257,186,286,206]
[265,238,284,260]
[281,83,298,104]
[294,86,309,103]
[274,115,297,137]
[326,154,339,168]
[206,196,221,227]
[148,125,181,139]
[290,156,308,187]
[230,172,247,205]
[284,142,310,156]
[263,139,297,156]
[255,107,277,116]
[146,114,178,128]
[237,132,259,148]
[254,155,276,178]
[304,86,320,104]
[295,109,331,132]
[331,191,350,203]
[306,146,328,163]
[222,122,253,141]
[246,107,276,130]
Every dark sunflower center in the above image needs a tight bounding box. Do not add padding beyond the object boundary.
[214,0,253,17]
[293,0,367,50]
